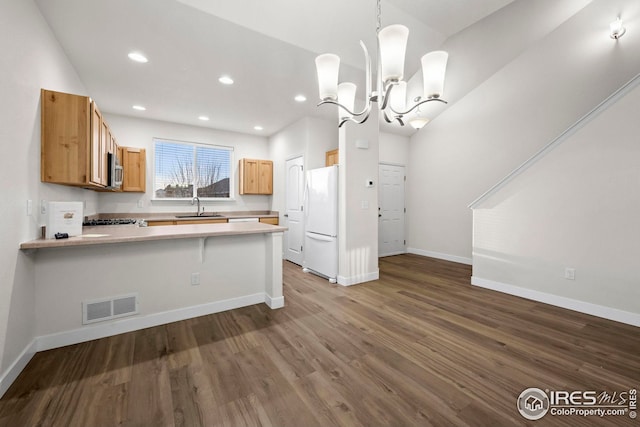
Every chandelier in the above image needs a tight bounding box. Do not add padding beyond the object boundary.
[314,0,449,129]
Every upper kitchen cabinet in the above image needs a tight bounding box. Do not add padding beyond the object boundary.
[326,149,339,167]
[239,158,273,195]
[120,146,146,192]
[91,101,108,187]
[41,89,108,188]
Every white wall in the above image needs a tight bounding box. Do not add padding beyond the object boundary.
[379,132,409,166]
[269,114,380,284]
[269,124,407,220]
[405,0,593,126]
[100,113,271,214]
[338,112,379,285]
[472,77,640,324]
[0,0,97,394]
[268,116,337,223]
[407,0,640,262]
[34,234,272,337]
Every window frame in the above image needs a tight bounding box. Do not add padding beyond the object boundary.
[152,137,235,202]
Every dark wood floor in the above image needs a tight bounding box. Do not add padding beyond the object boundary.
[1,254,638,426]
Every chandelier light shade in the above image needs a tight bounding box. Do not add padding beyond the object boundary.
[409,117,430,129]
[421,51,449,99]
[378,24,409,82]
[314,0,449,129]
[338,82,357,119]
[315,54,340,101]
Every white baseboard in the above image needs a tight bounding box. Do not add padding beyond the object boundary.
[0,339,37,399]
[379,250,407,257]
[265,295,285,309]
[36,292,268,352]
[471,276,640,327]
[407,248,473,265]
[337,270,380,286]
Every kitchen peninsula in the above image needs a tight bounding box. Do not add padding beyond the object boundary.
[20,221,285,351]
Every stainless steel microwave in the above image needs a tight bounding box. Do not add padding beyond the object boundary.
[108,152,123,189]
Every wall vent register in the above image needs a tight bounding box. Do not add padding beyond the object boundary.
[82,293,139,324]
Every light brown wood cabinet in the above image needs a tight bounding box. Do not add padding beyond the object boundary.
[90,101,106,186]
[42,89,95,186]
[146,220,177,227]
[326,149,339,166]
[101,118,112,184]
[147,217,276,226]
[120,146,146,193]
[42,89,113,188]
[147,218,228,226]
[42,89,147,193]
[259,217,279,225]
[239,158,273,195]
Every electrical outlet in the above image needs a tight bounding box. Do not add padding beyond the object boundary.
[137,199,144,208]
[564,268,576,280]
[40,200,47,215]
[191,272,200,286]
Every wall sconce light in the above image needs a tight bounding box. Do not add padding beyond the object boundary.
[610,17,626,39]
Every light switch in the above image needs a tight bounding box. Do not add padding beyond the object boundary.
[191,272,200,286]
[27,200,33,216]
[361,200,369,209]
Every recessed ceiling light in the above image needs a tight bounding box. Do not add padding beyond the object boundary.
[294,94,307,102]
[198,116,210,121]
[254,125,264,131]
[128,52,148,63]
[132,105,146,111]
[218,76,234,85]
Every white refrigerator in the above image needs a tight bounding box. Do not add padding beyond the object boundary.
[303,165,338,283]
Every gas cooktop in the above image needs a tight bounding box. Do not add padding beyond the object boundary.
[83,218,138,226]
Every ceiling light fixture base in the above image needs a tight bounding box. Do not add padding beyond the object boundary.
[610,17,626,39]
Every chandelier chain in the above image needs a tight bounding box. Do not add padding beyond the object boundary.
[376,0,381,34]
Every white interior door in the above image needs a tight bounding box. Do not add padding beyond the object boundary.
[285,156,304,265]
[378,164,405,257]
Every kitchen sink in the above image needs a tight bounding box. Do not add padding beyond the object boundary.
[175,213,224,218]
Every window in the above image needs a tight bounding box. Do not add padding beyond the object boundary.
[154,138,233,199]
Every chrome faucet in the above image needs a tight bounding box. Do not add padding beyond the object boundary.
[191,196,201,216]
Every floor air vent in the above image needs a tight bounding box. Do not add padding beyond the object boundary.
[82,294,139,324]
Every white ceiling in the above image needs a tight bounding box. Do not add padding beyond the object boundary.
[388,0,514,37]
[35,0,513,137]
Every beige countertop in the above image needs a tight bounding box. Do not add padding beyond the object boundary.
[21,222,286,250]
